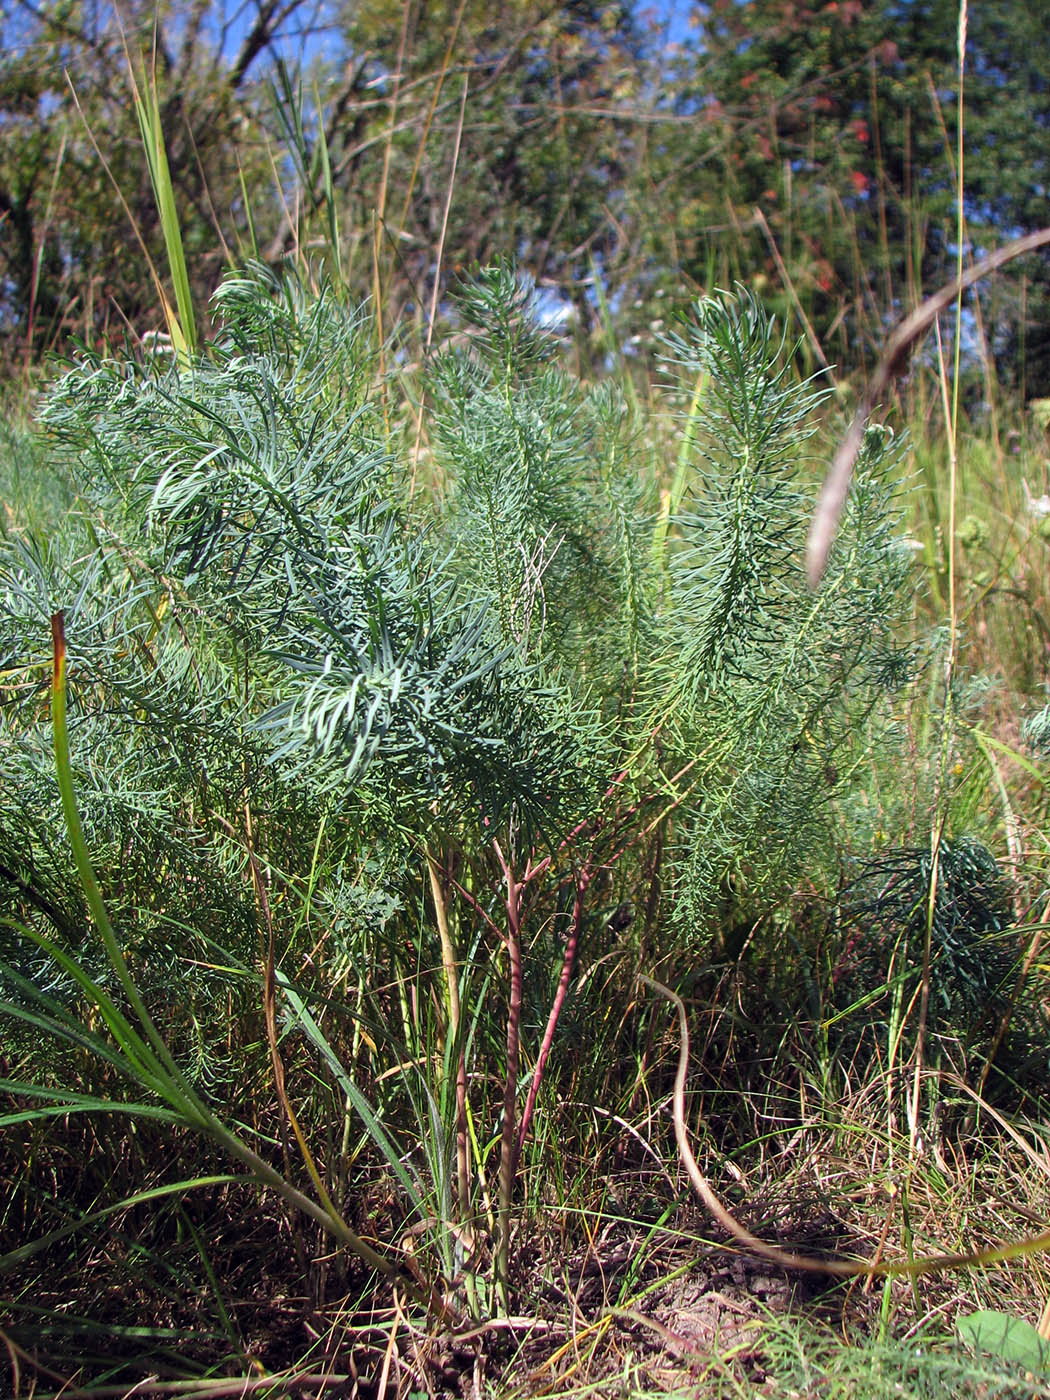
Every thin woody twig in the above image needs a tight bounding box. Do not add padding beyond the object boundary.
[808,225,1050,586]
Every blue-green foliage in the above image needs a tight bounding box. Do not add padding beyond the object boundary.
[0,266,914,1077]
[36,263,601,828]
[836,836,1014,1035]
[429,263,654,679]
[654,294,913,938]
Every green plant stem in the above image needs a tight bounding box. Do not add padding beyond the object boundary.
[427,850,471,1227]
[910,5,966,1155]
[493,838,522,1313]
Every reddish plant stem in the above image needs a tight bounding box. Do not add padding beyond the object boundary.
[448,874,503,937]
[521,757,695,887]
[523,770,629,886]
[515,854,595,1168]
[444,767,684,1296]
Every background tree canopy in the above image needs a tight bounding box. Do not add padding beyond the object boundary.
[1,0,1049,392]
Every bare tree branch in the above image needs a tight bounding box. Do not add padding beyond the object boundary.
[228,0,306,90]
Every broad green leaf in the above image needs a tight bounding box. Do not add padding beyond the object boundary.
[958,1310,1050,1373]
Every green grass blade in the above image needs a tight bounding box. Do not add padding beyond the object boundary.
[653,367,706,562]
[128,56,197,358]
[0,1174,239,1273]
[0,991,164,1090]
[276,970,425,1216]
[0,1088,184,1129]
[1,922,193,1095]
[313,78,341,283]
[49,613,212,1125]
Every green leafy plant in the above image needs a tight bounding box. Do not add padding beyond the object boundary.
[1,267,914,1362]
[836,836,1013,997]
[958,1310,1050,1377]
[652,303,912,948]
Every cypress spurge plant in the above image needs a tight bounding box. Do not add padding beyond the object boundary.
[652,301,913,947]
[1,265,914,1354]
[32,610,445,1313]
